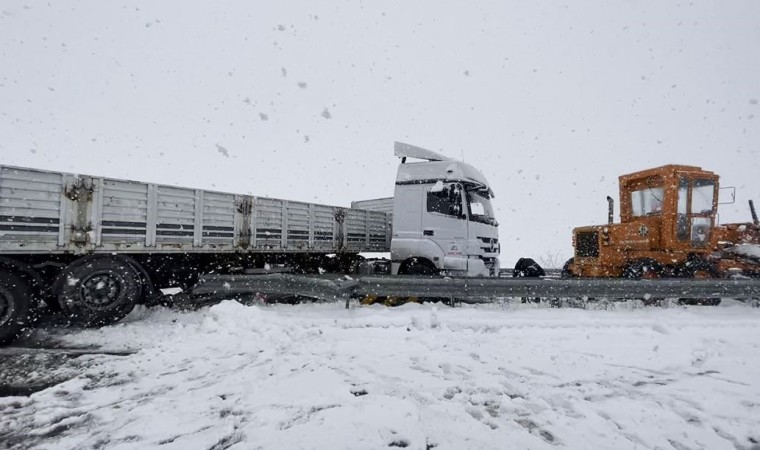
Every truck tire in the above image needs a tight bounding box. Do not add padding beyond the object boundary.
[400,258,437,276]
[679,258,719,279]
[622,259,664,280]
[57,256,142,327]
[0,271,33,345]
[0,257,50,310]
[677,258,720,306]
[623,259,665,305]
[512,258,545,278]
[560,258,575,278]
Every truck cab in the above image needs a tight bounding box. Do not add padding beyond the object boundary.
[568,165,721,278]
[390,142,500,277]
[620,165,719,253]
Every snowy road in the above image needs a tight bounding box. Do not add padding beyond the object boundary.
[2,301,760,450]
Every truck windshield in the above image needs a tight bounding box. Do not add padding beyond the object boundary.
[466,189,496,226]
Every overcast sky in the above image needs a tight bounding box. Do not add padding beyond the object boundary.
[1,1,758,267]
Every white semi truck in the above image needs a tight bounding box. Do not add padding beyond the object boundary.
[0,142,501,343]
[390,143,500,277]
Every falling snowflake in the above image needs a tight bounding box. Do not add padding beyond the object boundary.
[216,144,229,157]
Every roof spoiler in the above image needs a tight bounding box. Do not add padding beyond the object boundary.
[394,141,451,162]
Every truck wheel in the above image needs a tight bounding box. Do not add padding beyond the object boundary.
[677,258,720,305]
[560,258,576,278]
[623,259,664,305]
[57,257,142,327]
[678,298,722,306]
[622,259,664,280]
[512,258,545,278]
[400,258,437,276]
[679,258,719,279]
[0,271,33,345]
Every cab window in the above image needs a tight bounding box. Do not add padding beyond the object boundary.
[631,187,664,217]
[691,179,715,215]
[427,184,462,217]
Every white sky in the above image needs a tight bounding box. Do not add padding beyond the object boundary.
[1,1,758,266]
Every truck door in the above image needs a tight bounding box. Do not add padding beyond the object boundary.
[422,182,469,271]
[676,177,716,248]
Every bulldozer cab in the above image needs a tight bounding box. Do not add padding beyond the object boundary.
[619,165,719,252]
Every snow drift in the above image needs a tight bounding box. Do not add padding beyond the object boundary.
[1,301,759,449]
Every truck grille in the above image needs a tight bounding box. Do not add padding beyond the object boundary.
[575,231,599,258]
[478,237,498,254]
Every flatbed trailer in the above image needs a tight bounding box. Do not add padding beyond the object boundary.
[0,165,390,256]
[0,164,391,343]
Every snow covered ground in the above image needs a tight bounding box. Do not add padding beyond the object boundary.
[2,300,760,450]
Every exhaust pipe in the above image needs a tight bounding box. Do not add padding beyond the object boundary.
[607,196,614,225]
[751,199,759,226]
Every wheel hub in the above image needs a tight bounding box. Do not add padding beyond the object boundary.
[692,270,713,279]
[80,273,121,308]
[641,268,660,280]
[0,286,15,324]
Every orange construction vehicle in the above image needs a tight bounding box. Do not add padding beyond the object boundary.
[563,165,760,280]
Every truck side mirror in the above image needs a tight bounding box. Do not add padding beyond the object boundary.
[719,186,736,205]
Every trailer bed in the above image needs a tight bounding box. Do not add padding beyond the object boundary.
[0,165,391,255]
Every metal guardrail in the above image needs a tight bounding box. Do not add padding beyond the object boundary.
[356,276,760,300]
[191,274,760,303]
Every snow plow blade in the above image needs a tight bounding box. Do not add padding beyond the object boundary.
[190,274,760,304]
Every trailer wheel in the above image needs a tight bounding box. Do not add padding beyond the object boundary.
[0,271,33,345]
[57,257,142,327]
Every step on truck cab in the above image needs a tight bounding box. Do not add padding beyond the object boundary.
[391,142,500,277]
